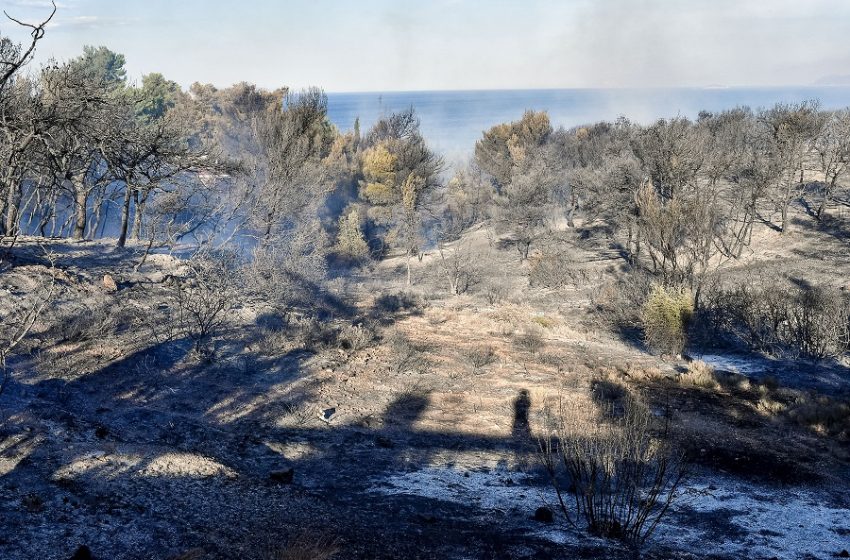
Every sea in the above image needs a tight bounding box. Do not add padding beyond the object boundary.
[327,87,850,163]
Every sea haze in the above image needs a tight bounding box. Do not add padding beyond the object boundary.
[327,87,850,161]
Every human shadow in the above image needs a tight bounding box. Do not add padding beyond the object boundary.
[2,324,609,560]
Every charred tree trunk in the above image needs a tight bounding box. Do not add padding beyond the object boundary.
[72,186,88,240]
[4,180,21,235]
[117,184,133,248]
[131,191,147,241]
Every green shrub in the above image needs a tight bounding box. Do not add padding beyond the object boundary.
[641,285,693,355]
[335,208,369,259]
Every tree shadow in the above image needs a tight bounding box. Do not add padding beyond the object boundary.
[0,316,564,560]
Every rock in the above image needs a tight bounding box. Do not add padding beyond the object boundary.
[533,506,554,523]
[319,407,336,421]
[69,545,92,560]
[94,425,109,439]
[375,436,394,448]
[839,551,849,558]
[102,274,118,293]
[269,468,294,484]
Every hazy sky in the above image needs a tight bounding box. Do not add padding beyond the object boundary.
[2,0,849,92]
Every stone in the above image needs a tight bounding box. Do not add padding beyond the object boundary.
[269,468,294,484]
[533,506,554,523]
[839,551,849,558]
[69,545,92,560]
[375,436,394,448]
[102,274,118,293]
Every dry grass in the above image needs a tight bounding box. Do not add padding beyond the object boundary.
[788,396,850,439]
[531,314,558,329]
[512,325,546,355]
[678,360,719,389]
[461,344,497,373]
[262,535,340,560]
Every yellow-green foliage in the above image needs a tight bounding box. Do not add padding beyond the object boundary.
[475,110,552,186]
[531,315,557,329]
[642,284,694,354]
[335,208,369,258]
[360,144,397,205]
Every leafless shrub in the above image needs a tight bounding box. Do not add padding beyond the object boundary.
[540,396,686,549]
[173,252,240,358]
[56,304,118,344]
[247,229,329,312]
[462,344,497,373]
[294,317,338,352]
[373,291,421,314]
[483,278,509,305]
[436,240,482,295]
[338,322,375,352]
[528,251,572,289]
[20,492,44,513]
[265,539,339,560]
[787,395,850,439]
[168,549,205,560]
[592,272,653,328]
[257,532,340,560]
[590,374,630,412]
[512,325,546,355]
[700,276,850,359]
[0,251,56,397]
[387,331,430,374]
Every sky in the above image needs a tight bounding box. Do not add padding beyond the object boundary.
[1,0,849,92]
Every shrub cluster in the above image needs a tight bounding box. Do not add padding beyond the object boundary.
[641,285,694,355]
[700,277,850,359]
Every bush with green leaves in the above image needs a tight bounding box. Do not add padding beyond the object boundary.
[641,284,693,354]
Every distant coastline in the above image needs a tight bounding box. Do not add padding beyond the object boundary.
[327,86,850,159]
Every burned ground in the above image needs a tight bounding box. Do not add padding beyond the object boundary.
[1,209,849,560]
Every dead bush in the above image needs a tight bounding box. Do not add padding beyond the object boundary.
[641,285,693,355]
[436,241,482,295]
[679,360,719,389]
[56,304,117,344]
[173,253,240,358]
[387,331,430,374]
[483,279,509,305]
[260,533,340,560]
[699,276,850,359]
[338,322,375,352]
[462,344,497,373]
[512,325,546,355]
[593,272,654,328]
[540,396,686,549]
[531,314,557,329]
[787,396,850,438]
[528,251,571,289]
[295,317,338,351]
[373,292,421,314]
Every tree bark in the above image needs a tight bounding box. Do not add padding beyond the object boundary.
[72,186,88,240]
[131,191,146,241]
[117,184,133,248]
[4,180,21,235]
